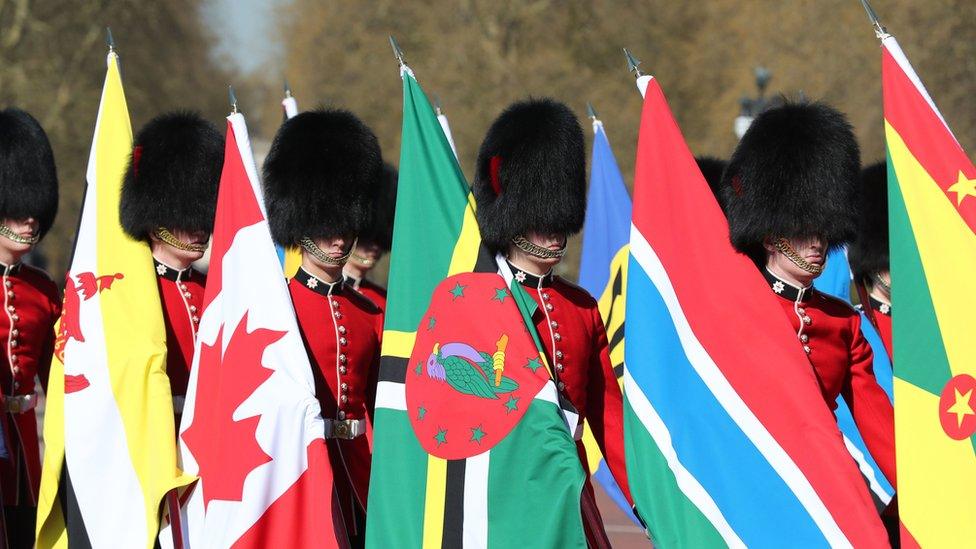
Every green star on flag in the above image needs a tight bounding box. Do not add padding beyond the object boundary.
[470,425,487,444]
[450,283,466,300]
[417,406,427,420]
[492,288,509,303]
[434,428,448,447]
[415,362,423,376]
[524,357,542,373]
[504,395,520,414]
[427,316,436,330]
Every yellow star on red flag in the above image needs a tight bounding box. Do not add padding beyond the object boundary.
[947,170,976,206]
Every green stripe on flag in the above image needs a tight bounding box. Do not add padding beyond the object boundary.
[887,152,953,395]
[365,407,428,546]
[623,395,725,548]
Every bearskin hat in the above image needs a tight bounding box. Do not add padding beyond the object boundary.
[263,108,381,246]
[474,98,586,253]
[0,108,58,238]
[848,161,889,282]
[696,156,728,212]
[120,111,223,241]
[358,162,398,252]
[721,101,860,264]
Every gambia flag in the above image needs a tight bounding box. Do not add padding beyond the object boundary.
[365,63,587,548]
[881,34,976,545]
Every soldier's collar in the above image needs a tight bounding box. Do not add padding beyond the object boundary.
[0,260,22,276]
[763,268,812,302]
[154,258,195,282]
[869,296,891,316]
[507,261,554,289]
[296,266,345,296]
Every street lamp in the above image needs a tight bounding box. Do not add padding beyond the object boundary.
[734,66,773,140]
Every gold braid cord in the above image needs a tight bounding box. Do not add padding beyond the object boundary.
[0,225,39,245]
[774,238,824,275]
[873,273,891,294]
[350,251,375,266]
[512,235,566,259]
[154,228,208,253]
[300,237,356,267]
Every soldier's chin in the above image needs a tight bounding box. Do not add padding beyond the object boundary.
[2,239,33,255]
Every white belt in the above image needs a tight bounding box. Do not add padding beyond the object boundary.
[3,393,38,414]
[324,418,366,440]
[173,396,185,414]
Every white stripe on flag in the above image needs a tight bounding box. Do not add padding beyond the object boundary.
[628,225,852,548]
[376,380,406,411]
[437,113,458,159]
[623,369,744,548]
[463,450,490,548]
[841,435,893,504]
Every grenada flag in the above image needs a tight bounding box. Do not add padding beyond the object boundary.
[881,33,976,545]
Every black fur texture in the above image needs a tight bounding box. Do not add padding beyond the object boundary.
[848,161,889,282]
[120,111,224,241]
[263,108,382,246]
[696,156,728,212]
[358,162,398,252]
[474,98,586,253]
[721,102,861,264]
[0,108,58,238]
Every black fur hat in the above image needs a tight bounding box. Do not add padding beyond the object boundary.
[696,156,728,212]
[120,111,224,241]
[721,102,860,264]
[358,162,398,252]
[0,108,58,238]
[474,98,586,253]
[263,108,382,246]
[848,161,889,282]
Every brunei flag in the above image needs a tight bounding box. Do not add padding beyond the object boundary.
[365,61,588,548]
[36,50,193,548]
[881,34,976,545]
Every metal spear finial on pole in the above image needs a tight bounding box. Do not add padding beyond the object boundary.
[228,85,239,115]
[586,102,599,122]
[390,35,407,68]
[105,27,115,52]
[284,78,292,99]
[859,0,889,39]
[434,94,444,116]
[623,48,643,78]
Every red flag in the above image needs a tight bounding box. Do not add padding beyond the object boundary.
[165,112,345,548]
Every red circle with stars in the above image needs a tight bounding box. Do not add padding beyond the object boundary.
[939,373,976,440]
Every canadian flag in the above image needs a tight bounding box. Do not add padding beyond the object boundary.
[166,112,345,548]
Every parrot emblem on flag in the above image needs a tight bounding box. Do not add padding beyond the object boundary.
[425,336,519,399]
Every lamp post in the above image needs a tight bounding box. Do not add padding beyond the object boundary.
[734,66,773,140]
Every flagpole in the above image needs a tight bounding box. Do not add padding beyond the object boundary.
[623,48,651,98]
[858,0,890,39]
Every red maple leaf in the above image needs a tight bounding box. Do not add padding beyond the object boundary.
[182,311,284,510]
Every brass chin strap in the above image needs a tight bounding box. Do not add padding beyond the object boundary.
[300,237,356,267]
[350,251,375,267]
[774,238,824,275]
[512,235,566,259]
[154,228,208,253]
[0,225,39,245]
[873,273,891,294]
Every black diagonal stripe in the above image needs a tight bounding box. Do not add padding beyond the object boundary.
[613,364,624,378]
[378,355,407,383]
[603,265,625,329]
[442,459,466,548]
[61,465,93,549]
[472,244,496,274]
[608,321,625,352]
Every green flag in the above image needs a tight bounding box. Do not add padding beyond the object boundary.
[365,66,587,548]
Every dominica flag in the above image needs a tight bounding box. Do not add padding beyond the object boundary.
[365,61,588,548]
[576,111,635,520]
[881,33,976,545]
[36,49,193,548]
[622,72,889,546]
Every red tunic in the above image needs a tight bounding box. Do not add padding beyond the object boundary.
[346,275,387,312]
[866,296,893,359]
[764,269,897,487]
[510,264,632,546]
[289,268,382,538]
[154,259,205,425]
[0,262,60,508]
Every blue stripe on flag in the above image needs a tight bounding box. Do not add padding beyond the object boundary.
[626,257,831,545]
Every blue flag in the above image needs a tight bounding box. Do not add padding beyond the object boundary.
[814,248,895,504]
[577,118,636,522]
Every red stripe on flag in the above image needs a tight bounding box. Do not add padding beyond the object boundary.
[882,48,976,234]
[633,78,888,546]
[204,121,266,310]
[233,440,347,549]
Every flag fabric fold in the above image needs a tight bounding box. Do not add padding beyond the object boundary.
[36,51,193,549]
[881,33,976,546]
[623,74,888,547]
[171,112,342,548]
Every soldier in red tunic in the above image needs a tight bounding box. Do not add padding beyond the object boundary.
[343,162,397,311]
[263,109,383,546]
[0,108,61,548]
[119,112,224,428]
[849,162,893,358]
[472,98,632,548]
[721,103,897,491]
